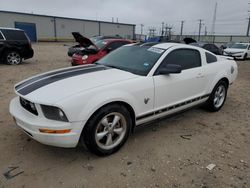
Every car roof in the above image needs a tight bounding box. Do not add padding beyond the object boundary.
[0,27,23,31]
[102,38,131,42]
[235,42,249,45]
[152,42,199,50]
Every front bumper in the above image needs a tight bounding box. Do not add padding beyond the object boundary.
[9,97,85,148]
[223,52,244,59]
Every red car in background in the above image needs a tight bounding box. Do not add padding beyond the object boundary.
[71,38,132,66]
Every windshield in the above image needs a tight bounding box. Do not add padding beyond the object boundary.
[96,45,165,76]
[231,43,248,49]
[90,36,102,43]
[90,40,107,50]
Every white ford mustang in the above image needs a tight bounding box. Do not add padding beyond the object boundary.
[9,43,238,155]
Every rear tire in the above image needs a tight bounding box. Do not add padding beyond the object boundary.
[205,80,228,112]
[5,51,22,65]
[81,104,132,156]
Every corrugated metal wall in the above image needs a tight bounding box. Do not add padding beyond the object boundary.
[0,11,135,42]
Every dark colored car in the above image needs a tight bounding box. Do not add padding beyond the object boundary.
[71,38,132,66]
[145,36,170,43]
[67,32,123,57]
[0,27,34,65]
[190,42,222,55]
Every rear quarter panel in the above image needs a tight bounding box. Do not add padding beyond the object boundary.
[203,58,237,94]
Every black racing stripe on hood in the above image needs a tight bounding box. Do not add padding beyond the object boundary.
[17,65,110,96]
[15,64,97,91]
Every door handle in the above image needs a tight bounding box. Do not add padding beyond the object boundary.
[196,73,204,78]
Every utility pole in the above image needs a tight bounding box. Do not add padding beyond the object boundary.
[140,24,144,35]
[161,22,164,35]
[198,19,203,41]
[205,26,207,36]
[180,20,184,37]
[247,16,250,36]
[211,2,218,35]
[247,2,250,36]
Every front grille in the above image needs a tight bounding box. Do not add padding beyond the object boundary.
[20,97,38,116]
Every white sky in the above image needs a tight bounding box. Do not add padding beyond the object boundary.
[0,0,249,35]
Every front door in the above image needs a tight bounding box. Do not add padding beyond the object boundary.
[153,48,207,112]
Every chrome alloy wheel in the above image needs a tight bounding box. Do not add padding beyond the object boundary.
[95,112,127,150]
[7,52,21,65]
[213,85,226,108]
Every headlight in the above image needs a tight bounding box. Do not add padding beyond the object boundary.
[41,105,69,122]
[82,55,88,60]
[20,97,38,115]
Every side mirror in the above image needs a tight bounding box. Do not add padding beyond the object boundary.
[158,64,182,75]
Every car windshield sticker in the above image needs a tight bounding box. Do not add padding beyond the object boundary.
[143,62,150,67]
[147,47,164,54]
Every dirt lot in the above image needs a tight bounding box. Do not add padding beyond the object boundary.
[0,43,249,188]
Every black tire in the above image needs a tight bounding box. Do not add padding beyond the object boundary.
[81,104,132,156]
[243,53,247,61]
[4,51,22,65]
[205,80,228,112]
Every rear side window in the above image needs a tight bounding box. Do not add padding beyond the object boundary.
[206,52,217,64]
[1,30,27,41]
[161,49,201,70]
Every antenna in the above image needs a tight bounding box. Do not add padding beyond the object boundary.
[211,2,218,35]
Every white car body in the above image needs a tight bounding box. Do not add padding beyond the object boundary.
[223,43,250,59]
[9,43,238,148]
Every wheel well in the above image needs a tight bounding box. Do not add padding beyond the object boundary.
[220,77,229,88]
[85,101,136,133]
[2,48,20,57]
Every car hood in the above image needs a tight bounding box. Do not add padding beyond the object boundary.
[72,32,97,49]
[224,48,246,53]
[14,64,138,104]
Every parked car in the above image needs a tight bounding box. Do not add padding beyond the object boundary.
[9,43,237,156]
[145,36,170,43]
[221,42,235,50]
[0,27,34,65]
[190,42,222,55]
[71,38,132,66]
[223,43,250,60]
[67,32,123,57]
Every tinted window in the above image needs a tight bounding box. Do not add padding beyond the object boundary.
[206,52,217,64]
[158,49,201,71]
[1,30,27,41]
[106,41,130,51]
[203,44,211,51]
[0,31,4,40]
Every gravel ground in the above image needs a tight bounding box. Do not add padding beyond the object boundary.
[0,42,249,188]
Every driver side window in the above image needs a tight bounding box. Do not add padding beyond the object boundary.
[155,48,201,74]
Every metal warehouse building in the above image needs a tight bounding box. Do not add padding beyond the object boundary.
[0,10,135,42]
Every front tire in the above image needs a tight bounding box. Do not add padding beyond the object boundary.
[81,104,132,156]
[243,53,247,61]
[5,51,22,65]
[206,80,228,112]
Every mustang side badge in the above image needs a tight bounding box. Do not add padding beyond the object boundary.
[144,98,150,104]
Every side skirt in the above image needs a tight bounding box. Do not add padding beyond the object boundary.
[135,95,209,126]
